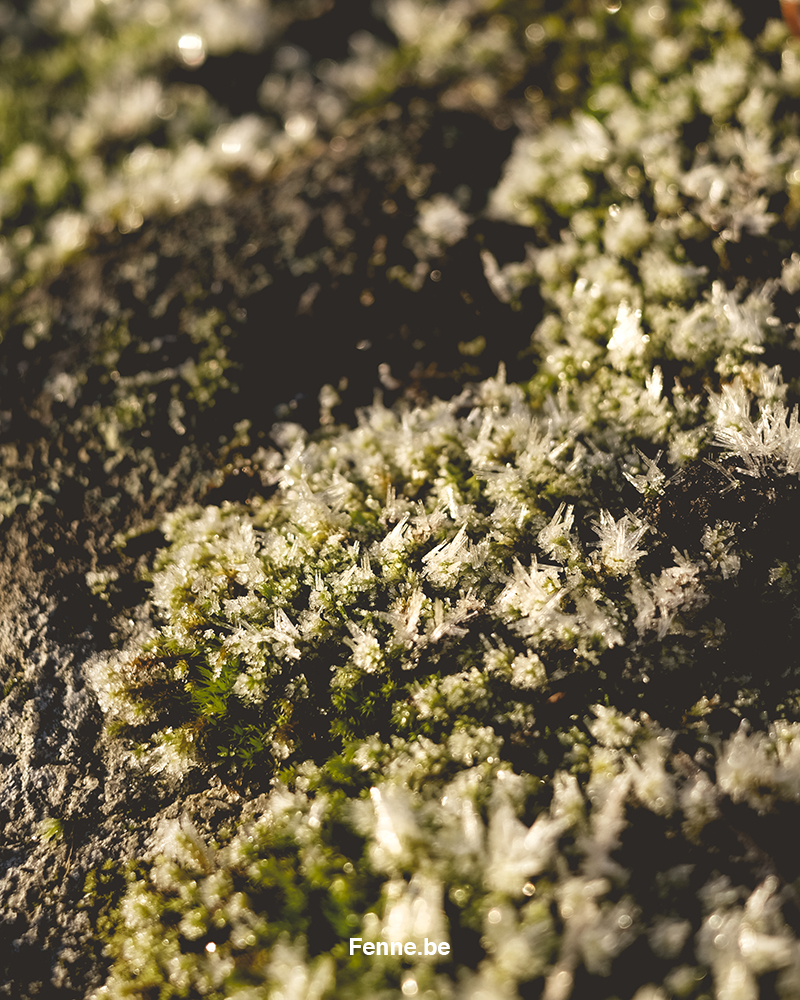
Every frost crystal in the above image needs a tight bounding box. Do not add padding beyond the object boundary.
[607,300,647,369]
[712,379,800,477]
[592,510,648,577]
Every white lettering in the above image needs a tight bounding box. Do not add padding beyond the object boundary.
[349,935,449,958]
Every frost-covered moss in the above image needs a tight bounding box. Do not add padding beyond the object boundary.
[93,369,591,780]
[7,0,800,998]
[0,0,331,286]
[93,360,800,783]
[0,0,587,295]
[487,5,800,412]
[96,722,800,999]
[85,0,800,996]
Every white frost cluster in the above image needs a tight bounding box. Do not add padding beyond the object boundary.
[6,0,404,281]
[603,202,651,259]
[711,374,800,477]
[591,509,648,577]
[417,194,471,246]
[607,300,647,370]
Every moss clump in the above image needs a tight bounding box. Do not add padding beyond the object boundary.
[95,360,800,784]
[93,370,583,782]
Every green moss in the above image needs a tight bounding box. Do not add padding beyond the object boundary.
[80,860,145,943]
